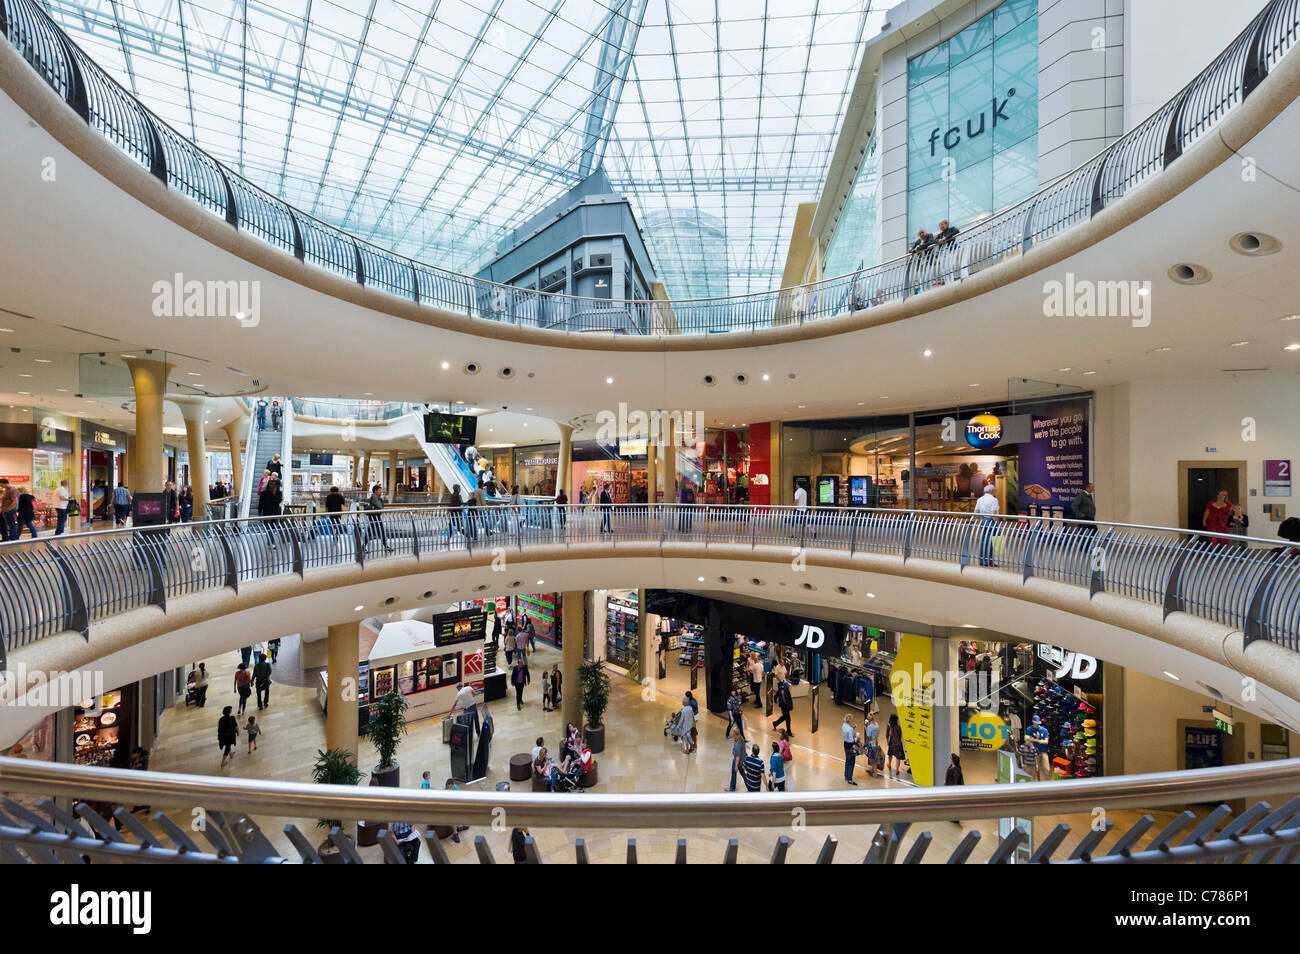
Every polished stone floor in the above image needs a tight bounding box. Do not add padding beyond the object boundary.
[135,633,1204,863]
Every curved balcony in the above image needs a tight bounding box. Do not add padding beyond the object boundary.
[2,0,1298,339]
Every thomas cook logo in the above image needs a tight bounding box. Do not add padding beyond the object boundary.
[965,414,1003,450]
[794,624,825,650]
[928,89,1016,156]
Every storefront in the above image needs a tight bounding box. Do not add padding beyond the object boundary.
[602,590,639,676]
[80,422,128,522]
[781,390,1092,516]
[73,684,137,769]
[514,445,559,497]
[0,422,75,531]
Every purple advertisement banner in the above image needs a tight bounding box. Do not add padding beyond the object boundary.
[1018,402,1089,518]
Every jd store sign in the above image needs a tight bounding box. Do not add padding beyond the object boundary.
[794,624,826,650]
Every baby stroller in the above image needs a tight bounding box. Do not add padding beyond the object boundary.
[549,762,585,793]
[665,709,682,740]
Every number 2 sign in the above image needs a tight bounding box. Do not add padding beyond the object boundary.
[1265,460,1291,497]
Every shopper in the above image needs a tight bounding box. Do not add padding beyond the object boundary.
[550,664,562,708]
[217,706,239,769]
[672,694,696,754]
[740,743,766,792]
[450,682,480,735]
[1203,488,1233,539]
[253,653,273,710]
[503,627,516,664]
[598,482,613,533]
[886,713,906,778]
[233,662,252,715]
[111,481,131,526]
[725,732,746,792]
[725,688,745,740]
[864,714,880,778]
[444,778,469,843]
[389,820,421,863]
[510,827,530,864]
[245,715,261,753]
[945,752,964,787]
[1071,482,1097,528]
[974,483,1000,566]
[240,645,253,667]
[524,615,536,652]
[842,714,860,785]
[541,669,553,712]
[14,487,37,538]
[772,679,794,736]
[421,771,431,789]
[768,741,787,791]
[749,652,765,709]
[55,479,71,535]
[511,660,530,710]
[268,638,281,664]
[778,729,794,791]
[192,662,209,708]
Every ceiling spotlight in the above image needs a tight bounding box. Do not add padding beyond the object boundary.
[1281,314,1300,322]
[922,349,932,357]
[187,371,202,376]
[1057,367,1072,372]
[697,577,705,582]
[354,605,364,612]
[536,580,544,585]
[1286,343,1300,352]
[1229,341,1250,347]
[866,592,876,598]
[605,377,614,384]
[1163,671,1180,681]
[761,373,770,381]
[0,328,12,333]
[34,358,51,363]
[1082,370,1097,375]
[441,361,450,369]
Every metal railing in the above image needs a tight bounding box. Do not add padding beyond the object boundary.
[2,0,1297,335]
[1,504,1298,669]
[0,754,1298,863]
[290,399,423,422]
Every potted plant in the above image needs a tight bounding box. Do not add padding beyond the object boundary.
[310,747,364,863]
[578,659,611,753]
[364,690,408,787]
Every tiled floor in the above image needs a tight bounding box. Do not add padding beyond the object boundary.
[145,635,1191,863]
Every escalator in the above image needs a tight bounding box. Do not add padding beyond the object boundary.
[399,411,506,499]
[239,398,293,516]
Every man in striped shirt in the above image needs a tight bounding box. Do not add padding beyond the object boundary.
[740,744,766,792]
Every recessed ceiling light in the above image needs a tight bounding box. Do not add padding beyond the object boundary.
[761,373,770,381]
[17,391,29,395]
[0,328,12,333]
[797,404,806,409]
[1082,370,1097,375]
[121,354,136,359]
[525,407,533,411]
[967,383,980,388]
[922,349,932,357]
[1286,343,1300,352]
[536,580,544,585]
[354,605,364,612]
[1229,341,1250,347]
[856,401,865,406]
[697,577,705,582]
[1149,346,1172,353]
[1057,367,1072,372]
[1163,671,1180,680]
[34,358,51,364]
[363,392,373,396]
[866,592,876,598]
[1281,314,1300,322]
[17,373,31,378]
[523,423,528,427]
[56,388,67,392]
[441,361,450,369]
[187,371,202,376]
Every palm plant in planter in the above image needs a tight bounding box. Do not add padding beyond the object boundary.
[578,659,611,753]
[364,690,408,787]
[310,747,364,861]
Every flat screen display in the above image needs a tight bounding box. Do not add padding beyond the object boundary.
[423,412,477,445]
[850,476,871,506]
[816,476,839,506]
[309,453,333,466]
[135,499,162,516]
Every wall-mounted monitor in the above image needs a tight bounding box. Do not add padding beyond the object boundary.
[423,413,477,445]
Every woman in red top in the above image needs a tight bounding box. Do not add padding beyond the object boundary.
[1203,489,1233,535]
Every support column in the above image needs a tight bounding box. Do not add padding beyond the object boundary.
[663,416,677,501]
[561,591,585,729]
[361,453,372,490]
[555,423,573,496]
[646,428,658,503]
[171,396,209,519]
[388,450,399,502]
[123,435,135,494]
[222,416,248,499]
[326,621,361,762]
[124,356,171,493]
[637,588,651,686]
[69,417,82,533]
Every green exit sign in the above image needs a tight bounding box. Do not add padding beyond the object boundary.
[1213,709,1235,735]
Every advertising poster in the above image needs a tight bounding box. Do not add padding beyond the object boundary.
[433,608,486,647]
[891,634,934,786]
[1017,402,1089,518]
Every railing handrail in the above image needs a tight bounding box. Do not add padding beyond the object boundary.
[0,753,1296,827]
[1,502,1297,669]
[27,502,1300,551]
[2,0,1296,334]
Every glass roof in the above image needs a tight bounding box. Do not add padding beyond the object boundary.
[44,0,882,298]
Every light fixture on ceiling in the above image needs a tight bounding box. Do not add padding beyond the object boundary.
[1163,671,1180,680]
[761,373,770,381]
[967,383,979,388]
[605,377,614,384]
[1281,314,1300,322]
[187,371,201,376]
[866,592,876,599]
[1286,343,1300,351]
[34,358,51,364]
[1229,341,1250,347]
[1082,370,1097,375]
[923,349,932,357]
[0,328,12,333]
[697,577,705,582]
[1149,346,1172,353]
[354,605,364,612]
[1057,367,1072,372]
[536,580,544,586]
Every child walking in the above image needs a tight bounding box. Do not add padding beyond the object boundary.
[245,715,262,753]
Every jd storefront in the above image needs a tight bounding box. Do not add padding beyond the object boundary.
[780,390,1092,518]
